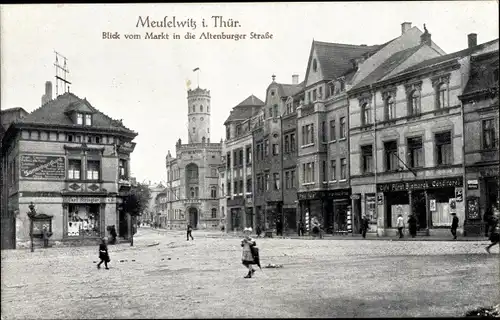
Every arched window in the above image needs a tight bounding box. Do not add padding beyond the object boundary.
[436,83,448,109]
[211,208,217,219]
[361,102,372,125]
[408,90,421,116]
[190,187,195,199]
[211,186,217,198]
[200,105,203,112]
[185,163,199,180]
[385,96,395,120]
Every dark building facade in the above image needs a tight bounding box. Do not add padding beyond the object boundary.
[461,49,499,236]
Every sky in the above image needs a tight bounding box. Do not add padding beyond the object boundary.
[1,2,499,184]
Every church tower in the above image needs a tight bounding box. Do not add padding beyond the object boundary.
[187,87,211,144]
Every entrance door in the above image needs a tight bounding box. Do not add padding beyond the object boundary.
[119,209,128,238]
[412,191,427,230]
[189,207,198,229]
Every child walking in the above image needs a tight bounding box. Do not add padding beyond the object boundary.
[97,238,110,270]
[241,227,257,278]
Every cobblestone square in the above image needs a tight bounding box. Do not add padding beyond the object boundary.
[1,228,499,319]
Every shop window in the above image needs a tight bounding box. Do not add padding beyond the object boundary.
[340,158,347,180]
[435,132,452,165]
[361,103,372,125]
[384,140,398,171]
[330,119,336,141]
[339,117,346,139]
[407,137,424,168]
[68,160,81,180]
[87,161,100,180]
[330,160,337,181]
[67,204,101,237]
[211,208,217,219]
[273,173,280,190]
[361,145,373,174]
[483,119,497,149]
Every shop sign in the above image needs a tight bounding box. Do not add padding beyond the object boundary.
[297,191,318,201]
[377,177,463,192]
[20,155,65,180]
[377,194,384,205]
[430,199,437,211]
[299,190,350,200]
[455,188,463,202]
[65,197,102,203]
[350,194,361,200]
[467,179,479,190]
[118,141,136,153]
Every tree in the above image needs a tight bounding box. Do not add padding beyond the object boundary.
[122,182,151,246]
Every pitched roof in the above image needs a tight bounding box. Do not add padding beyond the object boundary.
[461,50,499,97]
[394,38,499,76]
[307,41,382,82]
[278,82,305,97]
[19,92,136,134]
[224,95,264,125]
[352,45,424,90]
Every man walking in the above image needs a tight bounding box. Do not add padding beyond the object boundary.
[396,214,405,239]
[298,220,305,237]
[361,215,369,239]
[451,212,459,240]
[187,224,194,241]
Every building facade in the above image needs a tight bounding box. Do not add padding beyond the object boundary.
[165,87,223,230]
[349,33,498,237]
[223,95,264,231]
[1,86,138,248]
[461,48,499,235]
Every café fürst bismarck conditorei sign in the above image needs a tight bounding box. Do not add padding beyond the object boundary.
[20,155,65,180]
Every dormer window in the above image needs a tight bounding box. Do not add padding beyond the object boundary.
[77,113,83,125]
[85,114,92,126]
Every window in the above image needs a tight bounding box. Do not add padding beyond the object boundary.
[67,204,100,238]
[408,90,421,116]
[226,127,231,140]
[273,104,278,118]
[119,159,128,179]
[436,83,448,109]
[313,59,317,72]
[77,113,83,125]
[86,161,100,180]
[257,175,262,192]
[226,153,231,168]
[435,132,452,165]
[268,108,272,118]
[190,187,195,199]
[233,151,238,168]
[265,173,270,191]
[483,119,497,149]
[321,121,326,142]
[284,135,290,153]
[264,140,269,156]
[302,124,315,145]
[339,117,346,139]
[192,105,196,113]
[68,160,81,180]
[227,182,231,196]
[273,173,280,190]
[330,119,336,141]
[211,187,217,198]
[361,145,373,174]
[361,103,372,125]
[239,149,243,165]
[221,184,225,197]
[330,160,336,181]
[239,180,243,194]
[211,208,217,219]
[236,125,242,136]
[200,105,203,112]
[290,133,296,151]
[291,170,296,188]
[313,89,317,102]
[272,143,279,155]
[211,168,217,176]
[285,171,290,189]
[407,137,424,168]
[193,127,196,133]
[385,96,396,120]
[384,141,398,171]
[318,86,323,99]
[322,160,327,182]
[246,178,252,193]
[307,92,311,104]
[340,158,347,180]
[95,136,101,144]
[304,162,315,183]
[246,146,252,164]
[85,114,92,126]
[67,134,74,142]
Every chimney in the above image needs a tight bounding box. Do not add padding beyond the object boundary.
[420,24,432,46]
[468,33,477,48]
[292,74,299,85]
[401,22,412,35]
[41,81,53,105]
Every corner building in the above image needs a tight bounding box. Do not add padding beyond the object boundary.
[165,87,223,230]
[1,87,138,248]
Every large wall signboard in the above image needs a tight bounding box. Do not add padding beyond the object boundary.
[20,155,65,180]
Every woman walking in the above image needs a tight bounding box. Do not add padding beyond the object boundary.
[241,227,257,278]
[97,238,110,270]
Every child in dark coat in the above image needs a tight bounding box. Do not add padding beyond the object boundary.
[97,238,110,270]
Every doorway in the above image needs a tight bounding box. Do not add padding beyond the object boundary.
[189,207,198,229]
[119,209,128,239]
[412,190,427,230]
